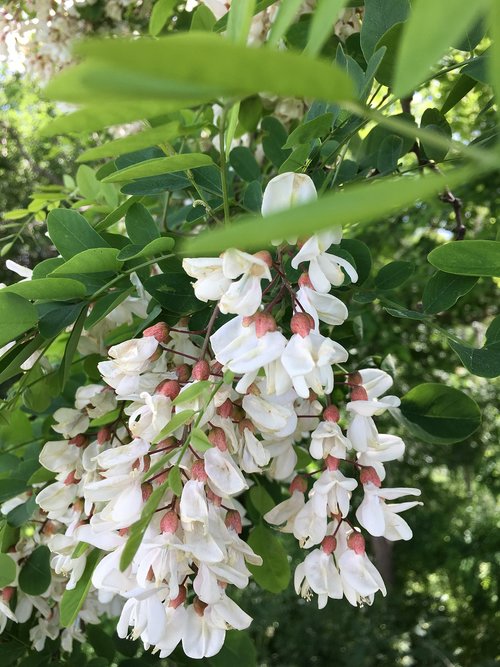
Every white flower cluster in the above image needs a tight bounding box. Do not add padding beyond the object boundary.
[3,171,422,660]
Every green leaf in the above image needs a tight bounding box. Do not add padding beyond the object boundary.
[249,485,275,515]
[79,122,187,162]
[208,631,257,667]
[173,381,211,406]
[491,2,500,124]
[0,553,16,587]
[0,521,18,553]
[229,147,261,182]
[6,495,38,528]
[116,237,175,261]
[125,202,159,245]
[181,166,480,255]
[18,546,51,595]
[84,289,133,329]
[374,261,414,290]
[76,165,101,199]
[191,4,217,31]
[247,523,290,593]
[144,267,206,315]
[360,0,410,59]
[103,154,213,183]
[383,305,427,320]
[149,0,177,36]
[168,465,183,496]
[448,338,500,379]
[190,427,213,452]
[267,0,303,48]
[0,293,38,347]
[86,624,116,662]
[39,302,85,338]
[48,33,355,106]
[420,108,452,162]
[393,0,490,97]
[1,278,87,301]
[422,271,478,314]
[227,0,256,44]
[49,248,123,276]
[283,112,334,148]
[486,315,500,345]
[60,548,102,627]
[95,197,140,233]
[398,383,481,444]
[153,410,196,443]
[376,135,403,172]
[262,116,291,168]
[305,0,348,57]
[428,240,500,277]
[374,22,403,87]
[58,306,87,390]
[120,481,169,570]
[441,74,477,115]
[47,209,109,260]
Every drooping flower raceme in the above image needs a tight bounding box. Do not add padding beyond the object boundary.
[7,171,423,660]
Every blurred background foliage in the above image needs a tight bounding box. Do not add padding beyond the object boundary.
[0,9,499,667]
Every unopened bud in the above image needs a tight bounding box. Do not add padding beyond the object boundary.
[351,386,368,401]
[69,434,86,448]
[321,535,337,555]
[298,272,313,288]
[1,587,15,602]
[349,372,363,386]
[289,475,308,494]
[169,587,187,609]
[326,455,340,471]
[160,510,179,534]
[143,322,170,343]
[253,250,273,267]
[225,509,242,534]
[176,364,191,383]
[206,487,222,506]
[191,360,210,381]
[238,419,255,435]
[347,531,366,555]
[64,470,79,486]
[208,427,227,452]
[290,312,314,338]
[323,405,340,422]
[216,399,233,419]
[97,427,111,445]
[193,597,207,616]
[191,460,208,482]
[359,466,382,487]
[254,312,277,338]
[156,379,181,400]
[141,482,153,501]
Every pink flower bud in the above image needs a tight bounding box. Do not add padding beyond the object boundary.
[97,427,111,445]
[156,379,181,400]
[290,312,314,338]
[349,371,363,386]
[323,405,340,422]
[253,250,273,267]
[208,427,227,451]
[206,487,222,506]
[160,510,179,534]
[254,313,277,338]
[360,466,382,487]
[298,272,313,288]
[176,364,191,383]
[191,360,210,381]
[225,509,242,534]
[289,475,308,494]
[141,483,153,501]
[326,455,340,471]
[64,470,79,486]
[351,385,368,401]
[347,531,366,555]
[216,399,233,419]
[191,460,208,482]
[143,322,170,343]
[321,535,337,555]
[169,587,187,608]
[69,434,86,448]
[2,586,15,602]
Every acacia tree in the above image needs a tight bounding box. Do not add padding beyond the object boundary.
[0,1,498,665]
